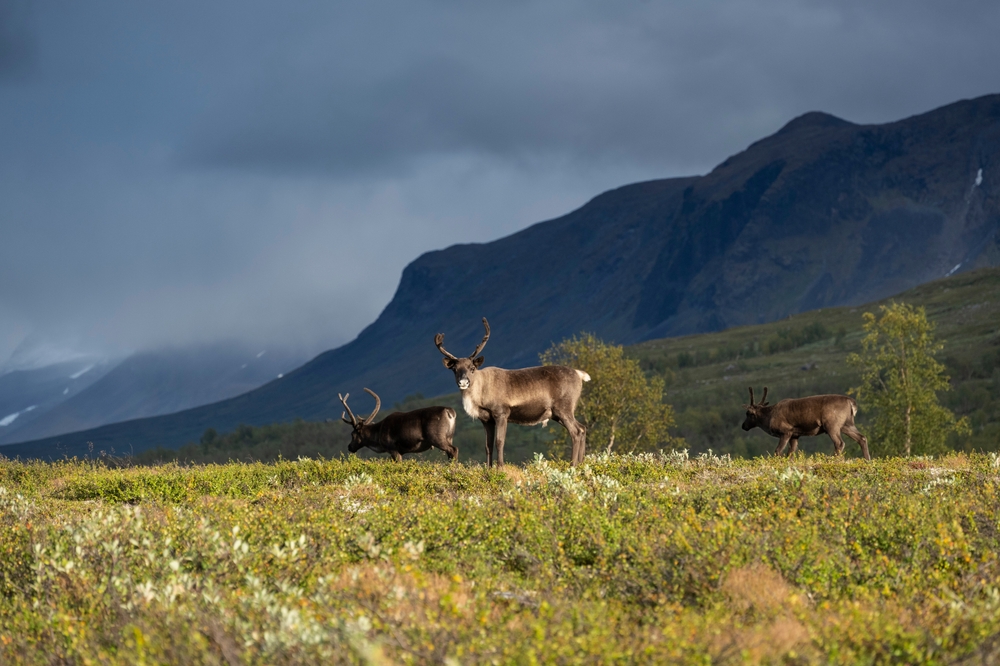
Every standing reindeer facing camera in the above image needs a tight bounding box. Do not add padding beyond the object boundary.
[435,318,590,466]
[338,388,458,462]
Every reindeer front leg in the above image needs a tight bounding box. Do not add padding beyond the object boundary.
[483,419,496,467]
[774,433,792,457]
[494,413,509,467]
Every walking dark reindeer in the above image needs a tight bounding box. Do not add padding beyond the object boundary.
[741,387,871,460]
[339,388,458,461]
[435,318,590,466]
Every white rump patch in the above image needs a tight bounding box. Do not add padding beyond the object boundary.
[576,370,591,382]
[540,419,549,428]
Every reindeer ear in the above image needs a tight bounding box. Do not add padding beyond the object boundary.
[442,357,456,369]
[473,355,485,368]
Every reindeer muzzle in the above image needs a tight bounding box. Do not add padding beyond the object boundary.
[457,378,470,390]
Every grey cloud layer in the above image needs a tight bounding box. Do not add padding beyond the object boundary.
[183,0,1000,174]
[1,0,998,363]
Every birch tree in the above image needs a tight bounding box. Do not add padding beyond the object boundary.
[541,334,680,455]
[847,302,969,456]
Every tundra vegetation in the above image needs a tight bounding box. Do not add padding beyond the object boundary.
[3,452,1000,662]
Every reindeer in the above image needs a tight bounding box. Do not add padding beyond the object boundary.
[338,388,458,462]
[435,318,590,467]
[741,387,871,460]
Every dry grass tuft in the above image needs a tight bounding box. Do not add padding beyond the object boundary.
[715,616,811,664]
[715,564,811,663]
[721,563,793,616]
[501,466,528,485]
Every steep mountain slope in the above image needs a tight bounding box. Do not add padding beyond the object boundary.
[5,94,999,458]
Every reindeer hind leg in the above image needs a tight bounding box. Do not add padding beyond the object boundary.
[841,424,870,460]
[827,430,846,457]
[553,411,587,466]
[440,442,458,462]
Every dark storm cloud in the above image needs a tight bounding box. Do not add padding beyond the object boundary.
[1,0,999,364]
[183,0,1000,176]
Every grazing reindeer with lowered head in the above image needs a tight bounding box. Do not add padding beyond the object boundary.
[338,388,458,462]
[741,387,871,460]
[435,318,590,466]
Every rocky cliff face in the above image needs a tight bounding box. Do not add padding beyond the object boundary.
[6,94,999,457]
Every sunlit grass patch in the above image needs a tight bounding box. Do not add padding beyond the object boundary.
[2,453,1000,662]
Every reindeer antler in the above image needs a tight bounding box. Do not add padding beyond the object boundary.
[435,317,491,360]
[761,386,769,405]
[338,393,358,427]
[434,333,459,360]
[470,317,490,358]
[363,388,381,425]
[748,387,755,406]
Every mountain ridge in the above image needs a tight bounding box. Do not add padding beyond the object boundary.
[4,93,999,457]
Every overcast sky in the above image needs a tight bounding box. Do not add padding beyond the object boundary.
[1,0,998,365]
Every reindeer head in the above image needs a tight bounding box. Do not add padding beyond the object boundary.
[741,386,769,431]
[339,388,381,452]
[434,318,490,391]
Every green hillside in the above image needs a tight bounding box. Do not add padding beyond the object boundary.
[630,265,1000,458]
[136,266,1000,466]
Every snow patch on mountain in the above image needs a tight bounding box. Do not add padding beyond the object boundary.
[69,364,95,380]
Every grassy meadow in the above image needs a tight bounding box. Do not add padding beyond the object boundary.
[3,452,1000,663]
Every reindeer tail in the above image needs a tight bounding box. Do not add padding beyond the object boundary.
[576,369,592,382]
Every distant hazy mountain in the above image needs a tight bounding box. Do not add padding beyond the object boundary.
[0,342,304,447]
[0,335,117,440]
[6,93,999,458]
